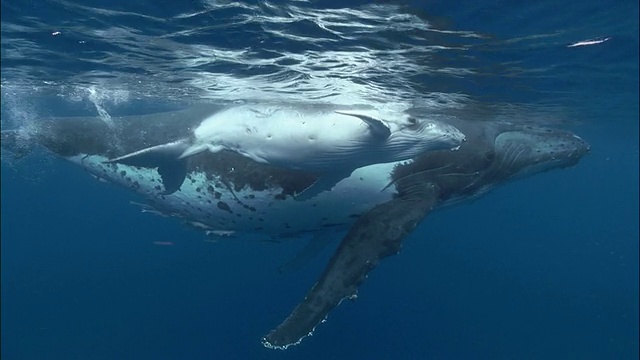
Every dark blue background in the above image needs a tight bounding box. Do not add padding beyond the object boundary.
[2,1,638,359]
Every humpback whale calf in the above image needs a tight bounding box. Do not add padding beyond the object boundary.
[1,104,589,349]
[107,104,465,198]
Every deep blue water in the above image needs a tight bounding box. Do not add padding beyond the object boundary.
[1,1,638,359]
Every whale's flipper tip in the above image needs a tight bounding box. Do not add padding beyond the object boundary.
[107,139,190,194]
[334,110,391,139]
[264,184,440,349]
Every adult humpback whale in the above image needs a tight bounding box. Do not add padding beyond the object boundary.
[107,104,465,199]
[0,104,589,349]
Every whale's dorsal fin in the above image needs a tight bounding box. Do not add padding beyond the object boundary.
[106,139,191,194]
[334,111,391,140]
[263,183,440,349]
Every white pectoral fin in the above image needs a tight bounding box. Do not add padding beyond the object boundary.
[206,144,225,153]
[334,110,391,140]
[178,143,219,159]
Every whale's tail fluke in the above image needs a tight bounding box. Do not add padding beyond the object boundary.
[106,139,191,194]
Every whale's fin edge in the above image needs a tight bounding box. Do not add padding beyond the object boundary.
[263,183,440,349]
[107,139,191,194]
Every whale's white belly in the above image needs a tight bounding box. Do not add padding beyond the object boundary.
[68,154,399,237]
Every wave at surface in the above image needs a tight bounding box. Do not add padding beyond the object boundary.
[1,0,633,122]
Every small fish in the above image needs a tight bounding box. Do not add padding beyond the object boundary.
[205,230,236,237]
[189,221,213,230]
[568,37,610,47]
[141,208,171,217]
[90,174,109,184]
[152,241,174,246]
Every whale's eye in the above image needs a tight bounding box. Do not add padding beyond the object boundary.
[407,117,417,125]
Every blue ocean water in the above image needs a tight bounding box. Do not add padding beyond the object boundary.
[1,0,638,359]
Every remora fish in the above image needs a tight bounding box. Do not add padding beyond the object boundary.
[0,104,590,349]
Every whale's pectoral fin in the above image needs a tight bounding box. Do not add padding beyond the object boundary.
[294,170,352,201]
[263,183,440,349]
[106,139,191,194]
[334,111,391,140]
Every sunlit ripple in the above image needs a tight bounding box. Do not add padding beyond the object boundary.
[0,0,596,119]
